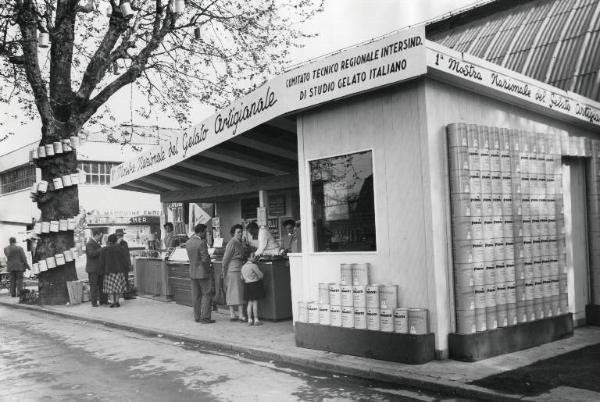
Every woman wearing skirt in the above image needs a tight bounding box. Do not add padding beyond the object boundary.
[221,224,247,322]
[100,234,129,307]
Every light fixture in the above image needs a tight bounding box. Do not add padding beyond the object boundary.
[194,26,201,40]
[120,1,134,17]
[172,0,185,14]
[38,32,50,48]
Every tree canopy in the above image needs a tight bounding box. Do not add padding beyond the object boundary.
[0,0,321,140]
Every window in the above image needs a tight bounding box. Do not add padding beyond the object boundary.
[77,161,119,185]
[0,165,36,194]
[241,197,260,220]
[310,150,376,252]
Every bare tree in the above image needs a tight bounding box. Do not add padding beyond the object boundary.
[0,0,320,304]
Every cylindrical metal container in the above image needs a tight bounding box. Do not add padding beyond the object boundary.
[341,307,354,328]
[50,220,59,232]
[67,218,76,231]
[38,260,48,272]
[328,283,341,306]
[41,221,50,233]
[45,144,55,156]
[486,306,498,330]
[329,305,342,327]
[408,309,429,335]
[38,146,46,158]
[497,304,508,327]
[318,283,330,305]
[63,249,74,263]
[456,310,476,334]
[379,308,394,332]
[352,285,366,308]
[53,141,63,154]
[307,302,319,324]
[46,256,57,269]
[366,308,380,331]
[379,285,398,309]
[319,304,331,326]
[59,219,68,231]
[354,307,367,329]
[351,263,369,286]
[55,253,66,266]
[53,177,64,190]
[38,180,48,193]
[340,285,353,307]
[365,284,380,309]
[340,263,352,285]
[62,174,72,187]
[475,307,487,332]
[393,308,408,333]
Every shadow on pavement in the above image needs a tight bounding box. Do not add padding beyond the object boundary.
[470,343,600,396]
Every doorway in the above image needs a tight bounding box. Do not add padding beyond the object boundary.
[562,158,590,326]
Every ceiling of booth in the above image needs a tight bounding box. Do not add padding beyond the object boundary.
[117,116,298,194]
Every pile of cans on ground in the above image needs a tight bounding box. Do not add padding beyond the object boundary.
[297,263,429,335]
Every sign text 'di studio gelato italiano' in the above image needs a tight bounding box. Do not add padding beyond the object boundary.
[111,26,426,185]
[427,46,600,128]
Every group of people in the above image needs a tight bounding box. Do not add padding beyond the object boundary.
[85,229,132,308]
[185,220,301,326]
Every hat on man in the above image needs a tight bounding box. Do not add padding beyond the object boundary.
[115,228,126,236]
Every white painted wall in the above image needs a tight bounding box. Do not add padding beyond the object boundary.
[296,80,437,336]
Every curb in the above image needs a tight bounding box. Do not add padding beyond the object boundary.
[1,300,523,401]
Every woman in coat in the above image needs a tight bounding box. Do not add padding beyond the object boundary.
[221,224,246,322]
[100,234,129,307]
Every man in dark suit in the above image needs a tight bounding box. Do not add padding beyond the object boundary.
[185,224,215,323]
[86,229,106,307]
[3,237,30,297]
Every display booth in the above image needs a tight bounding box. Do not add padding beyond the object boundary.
[111,25,600,363]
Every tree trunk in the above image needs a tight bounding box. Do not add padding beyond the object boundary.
[34,126,80,305]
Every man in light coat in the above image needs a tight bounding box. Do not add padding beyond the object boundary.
[3,237,30,297]
[185,223,215,323]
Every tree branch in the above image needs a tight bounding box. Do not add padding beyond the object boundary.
[16,0,52,129]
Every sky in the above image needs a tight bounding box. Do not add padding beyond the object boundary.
[1,0,481,154]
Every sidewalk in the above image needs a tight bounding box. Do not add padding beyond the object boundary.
[1,291,599,401]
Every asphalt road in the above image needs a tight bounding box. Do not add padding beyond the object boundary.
[0,306,468,402]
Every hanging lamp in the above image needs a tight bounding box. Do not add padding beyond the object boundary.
[194,26,201,40]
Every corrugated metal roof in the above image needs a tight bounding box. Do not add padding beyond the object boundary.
[427,0,600,102]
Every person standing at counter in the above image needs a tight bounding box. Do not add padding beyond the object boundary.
[222,224,247,322]
[163,222,175,249]
[186,224,215,324]
[246,222,279,257]
[115,229,133,296]
[281,219,301,254]
[100,234,129,308]
[241,255,265,326]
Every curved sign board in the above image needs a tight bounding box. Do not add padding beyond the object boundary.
[111,26,427,188]
[426,41,600,129]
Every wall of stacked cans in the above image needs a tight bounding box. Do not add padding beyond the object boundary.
[447,122,573,334]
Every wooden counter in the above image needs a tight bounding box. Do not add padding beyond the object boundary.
[134,258,171,299]
[166,258,293,321]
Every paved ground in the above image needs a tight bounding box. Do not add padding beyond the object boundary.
[0,307,467,402]
[1,291,600,401]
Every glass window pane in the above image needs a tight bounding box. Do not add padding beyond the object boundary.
[310,150,375,252]
[92,162,99,174]
[91,174,99,185]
